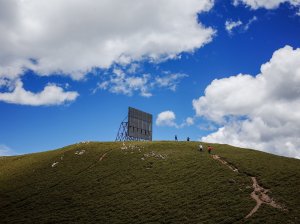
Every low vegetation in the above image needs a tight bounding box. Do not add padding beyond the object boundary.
[0,141,299,223]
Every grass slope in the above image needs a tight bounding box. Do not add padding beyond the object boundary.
[0,142,299,223]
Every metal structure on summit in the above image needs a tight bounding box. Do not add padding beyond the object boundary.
[115,107,152,141]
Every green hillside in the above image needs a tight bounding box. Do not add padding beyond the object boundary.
[0,142,299,223]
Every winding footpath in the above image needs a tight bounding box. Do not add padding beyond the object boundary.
[212,155,285,219]
[99,152,108,161]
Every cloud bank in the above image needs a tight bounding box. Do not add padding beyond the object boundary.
[0,0,215,80]
[0,0,215,105]
[233,0,300,9]
[193,45,300,158]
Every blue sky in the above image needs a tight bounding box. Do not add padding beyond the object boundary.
[0,0,300,158]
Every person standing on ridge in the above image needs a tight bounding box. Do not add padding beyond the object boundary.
[175,135,178,141]
[208,145,213,154]
[187,137,190,141]
[199,144,203,152]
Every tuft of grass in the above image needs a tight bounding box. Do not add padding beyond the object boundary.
[0,141,299,223]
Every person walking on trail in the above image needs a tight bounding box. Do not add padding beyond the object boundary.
[208,145,213,154]
[187,137,190,141]
[199,144,203,152]
[175,135,178,141]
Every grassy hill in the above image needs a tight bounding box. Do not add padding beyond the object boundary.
[0,141,299,223]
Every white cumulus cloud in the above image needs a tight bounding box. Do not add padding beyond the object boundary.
[155,73,188,91]
[244,16,258,31]
[0,0,215,80]
[0,80,79,106]
[156,111,194,128]
[233,0,300,9]
[193,45,300,158]
[156,111,178,127]
[225,20,243,34]
[96,71,152,97]
[225,16,257,34]
[94,68,188,97]
[186,117,195,126]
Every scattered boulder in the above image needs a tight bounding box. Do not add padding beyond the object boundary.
[120,142,128,150]
[77,141,90,145]
[143,151,167,160]
[120,143,144,153]
[75,150,86,155]
[51,162,59,167]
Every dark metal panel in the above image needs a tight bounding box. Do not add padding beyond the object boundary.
[128,107,152,141]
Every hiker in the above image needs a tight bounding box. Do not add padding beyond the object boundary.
[175,135,178,141]
[199,144,203,152]
[208,145,213,154]
[187,137,190,141]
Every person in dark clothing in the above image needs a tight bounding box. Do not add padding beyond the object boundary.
[187,137,190,141]
[175,135,178,141]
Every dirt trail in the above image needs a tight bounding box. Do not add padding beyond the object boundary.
[245,176,284,219]
[212,154,285,219]
[212,155,239,173]
[99,153,108,161]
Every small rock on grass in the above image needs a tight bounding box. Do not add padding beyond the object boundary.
[51,162,59,167]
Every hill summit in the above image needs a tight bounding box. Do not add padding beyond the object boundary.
[0,141,299,223]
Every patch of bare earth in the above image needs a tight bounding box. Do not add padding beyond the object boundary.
[212,154,285,219]
[245,176,285,219]
[99,153,107,161]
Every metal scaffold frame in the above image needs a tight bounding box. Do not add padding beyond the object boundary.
[115,107,153,142]
[115,116,149,142]
[115,117,129,141]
